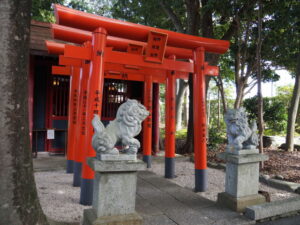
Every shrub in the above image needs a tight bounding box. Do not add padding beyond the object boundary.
[208,127,226,150]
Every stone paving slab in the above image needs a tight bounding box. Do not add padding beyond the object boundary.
[138,171,254,225]
[142,214,178,225]
[245,196,300,220]
[135,195,163,216]
[138,171,214,210]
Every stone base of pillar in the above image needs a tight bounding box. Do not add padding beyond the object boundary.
[82,157,146,225]
[83,209,142,225]
[217,151,268,212]
[217,192,265,213]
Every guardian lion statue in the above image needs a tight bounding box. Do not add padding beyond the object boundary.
[92,99,149,157]
[224,108,258,150]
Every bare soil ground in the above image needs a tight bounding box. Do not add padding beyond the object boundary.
[207,144,300,183]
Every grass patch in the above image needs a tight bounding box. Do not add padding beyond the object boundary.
[160,128,187,139]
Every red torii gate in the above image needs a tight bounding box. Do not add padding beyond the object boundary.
[46,4,229,205]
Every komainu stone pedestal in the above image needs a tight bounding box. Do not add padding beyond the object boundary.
[217,151,268,212]
[83,158,146,225]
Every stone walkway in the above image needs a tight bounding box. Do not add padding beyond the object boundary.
[137,171,253,225]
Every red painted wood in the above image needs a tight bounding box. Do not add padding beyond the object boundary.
[59,55,82,67]
[66,67,81,161]
[74,50,91,165]
[81,28,107,180]
[143,75,153,157]
[165,56,176,158]
[193,48,207,170]
[51,24,194,59]
[52,66,71,75]
[53,4,229,54]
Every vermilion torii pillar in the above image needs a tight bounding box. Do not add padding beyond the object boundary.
[193,47,207,191]
[80,28,107,205]
[142,75,153,168]
[73,49,90,187]
[165,55,176,178]
[66,66,81,173]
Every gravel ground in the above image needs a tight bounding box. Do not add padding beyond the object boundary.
[35,171,90,223]
[34,160,298,223]
[149,161,298,202]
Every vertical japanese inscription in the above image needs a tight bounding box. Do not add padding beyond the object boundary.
[93,90,101,115]
[81,90,88,135]
[72,89,78,125]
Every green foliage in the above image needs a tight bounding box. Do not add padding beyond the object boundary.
[262,0,300,73]
[244,85,300,136]
[111,0,175,29]
[159,128,187,139]
[219,54,235,82]
[243,96,288,134]
[276,84,300,134]
[175,129,187,139]
[159,128,165,139]
[208,127,226,150]
[277,85,294,99]
[32,0,64,22]
[68,0,92,12]
[31,0,115,22]
[159,84,166,124]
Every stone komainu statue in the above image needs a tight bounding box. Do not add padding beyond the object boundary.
[224,108,258,150]
[92,99,149,156]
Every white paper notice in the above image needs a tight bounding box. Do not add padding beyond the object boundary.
[47,129,55,139]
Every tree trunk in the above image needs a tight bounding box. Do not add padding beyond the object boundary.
[0,1,49,224]
[234,81,246,109]
[217,88,221,128]
[257,0,264,155]
[215,75,227,113]
[206,89,211,127]
[286,53,300,152]
[175,79,188,130]
[182,87,189,127]
[181,74,194,154]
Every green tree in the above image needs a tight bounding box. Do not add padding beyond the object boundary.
[32,0,64,22]
[0,0,49,224]
[277,85,300,134]
[31,0,108,22]
[244,96,288,134]
[263,0,300,151]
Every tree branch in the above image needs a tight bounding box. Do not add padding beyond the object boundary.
[244,81,257,96]
[159,1,185,33]
[201,0,213,37]
[221,1,257,40]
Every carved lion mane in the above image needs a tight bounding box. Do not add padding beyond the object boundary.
[224,108,258,150]
[92,99,149,156]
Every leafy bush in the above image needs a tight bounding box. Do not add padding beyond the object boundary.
[159,128,187,139]
[243,96,288,134]
[208,127,226,150]
[176,129,187,139]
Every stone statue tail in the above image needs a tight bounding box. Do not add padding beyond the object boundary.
[92,114,105,133]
